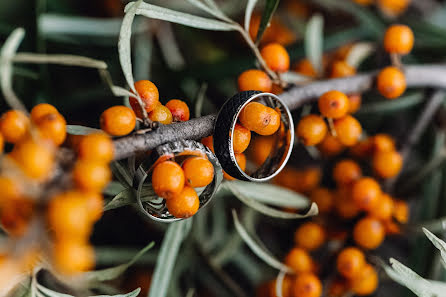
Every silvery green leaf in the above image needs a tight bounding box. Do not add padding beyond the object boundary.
[305,14,324,76]
[156,23,185,70]
[104,188,135,211]
[194,83,207,118]
[345,42,375,68]
[185,0,227,20]
[275,270,287,297]
[281,71,312,84]
[13,53,107,69]
[66,125,102,135]
[110,162,133,188]
[232,210,293,273]
[104,181,126,196]
[244,0,258,31]
[255,0,280,44]
[357,93,423,115]
[37,284,140,297]
[423,228,446,269]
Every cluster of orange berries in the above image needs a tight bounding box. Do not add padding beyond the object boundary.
[353,0,410,17]
[151,155,214,218]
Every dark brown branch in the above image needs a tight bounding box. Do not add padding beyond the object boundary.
[112,64,446,160]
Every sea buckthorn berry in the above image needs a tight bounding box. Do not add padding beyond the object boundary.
[318,90,350,119]
[377,0,410,17]
[53,240,94,274]
[297,115,327,146]
[377,66,406,99]
[30,103,58,122]
[48,191,91,240]
[0,176,21,203]
[149,104,173,125]
[333,159,362,186]
[237,70,272,93]
[294,59,317,77]
[274,167,321,194]
[84,192,104,222]
[348,94,362,114]
[201,135,214,153]
[0,110,29,143]
[384,24,414,55]
[182,157,214,188]
[152,161,185,198]
[335,186,360,219]
[293,273,322,297]
[239,102,280,136]
[336,247,366,279]
[249,13,295,46]
[349,139,373,158]
[350,264,378,296]
[0,133,3,153]
[10,139,54,180]
[166,186,200,218]
[393,199,409,223]
[352,177,381,211]
[329,61,356,78]
[35,113,67,146]
[371,133,396,153]
[385,220,401,235]
[1,198,33,237]
[78,133,114,163]
[223,152,246,180]
[165,99,190,122]
[328,278,348,297]
[250,135,274,165]
[353,216,385,249]
[232,123,251,153]
[131,80,159,117]
[317,134,345,157]
[373,150,403,178]
[284,247,315,274]
[310,188,333,213]
[294,222,326,251]
[73,160,111,192]
[369,193,394,220]
[260,43,290,73]
[334,115,362,146]
[100,106,136,136]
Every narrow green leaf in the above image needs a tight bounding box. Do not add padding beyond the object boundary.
[104,188,135,211]
[244,0,259,31]
[255,0,280,44]
[37,284,141,297]
[185,0,226,20]
[345,42,375,68]
[423,228,446,269]
[194,83,208,118]
[357,93,424,115]
[66,125,102,135]
[281,71,312,84]
[110,162,133,188]
[275,270,287,297]
[12,53,107,69]
[304,14,324,76]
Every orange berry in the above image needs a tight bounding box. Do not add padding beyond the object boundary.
[384,220,401,235]
[334,115,362,146]
[373,150,403,178]
[377,0,410,17]
[329,61,356,78]
[377,66,406,99]
[319,90,350,119]
[297,115,327,146]
[78,133,114,163]
[328,278,348,297]
[35,113,67,146]
[335,186,360,219]
[149,104,173,125]
[182,157,214,188]
[0,176,21,203]
[223,152,246,180]
[53,240,94,274]
[260,43,290,73]
[293,273,322,297]
[84,191,104,222]
[369,193,394,220]
[250,135,274,165]
[294,222,326,251]
[317,134,345,157]
[384,25,414,55]
[100,106,136,136]
[0,110,29,143]
[336,247,366,279]
[73,160,111,192]
[152,161,185,199]
[353,216,385,249]
[310,188,334,213]
[237,70,272,92]
[201,135,214,153]
[349,139,373,158]
[165,99,190,122]
[285,247,314,273]
[275,167,321,194]
[350,264,378,296]
[393,199,409,223]
[166,186,200,218]
[348,94,362,113]
[30,103,58,122]
[248,13,296,46]
[10,139,54,180]
[294,59,317,77]
[371,133,396,153]
[352,177,381,211]
[1,198,33,237]
[232,123,251,153]
[333,159,362,186]
[239,102,280,136]
[131,80,159,117]
[0,133,3,154]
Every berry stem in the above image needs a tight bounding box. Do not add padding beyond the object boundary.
[390,53,402,69]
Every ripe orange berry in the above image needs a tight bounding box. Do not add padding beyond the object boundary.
[333,159,362,186]
[310,187,334,213]
[232,123,251,153]
[84,191,104,222]
[152,161,185,199]
[248,13,296,46]
[274,167,321,193]
[100,106,136,136]
[1,198,33,237]
[166,186,200,218]
[294,59,317,77]
[318,90,350,119]
[348,94,362,114]
[353,216,385,249]
[378,0,410,17]
[30,103,58,122]
[78,133,114,163]
[53,240,94,274]
[239,102,280,136]
[131,80,159,117]
[237,70,272,92]
[369,193,394,220]
[384,24,414,55]
[333,115,362,146]
[223,152,246,180]
[182,157,214,188]
[0,110,29,143]
[260,43,290,73]
[10,139,54,180]
[250,135,274,165]
[284,247,314,273]
[201,135,214,153]
[350,264,378,296]
[73,160,111,192]
[293,273,322,297]
[335,186,360,219]
[373,150,403,178]
[149,104,173,125]
[336,247,366,279]
[0,176,21,203]
[393,199,409,223]
[352,177,381,211]
[165,99,190,122]
[297,115,327,146]
[317,134,345,157]
[294,222,326,251]
[349,138,373,158]
[0,133,3,154]
[377,66,406,99]
[35,113,67,146]
[329,61,356,78]
[371,133,396,153]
